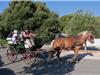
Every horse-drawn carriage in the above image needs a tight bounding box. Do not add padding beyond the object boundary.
[6,36,48,64]
[6,31,94,64]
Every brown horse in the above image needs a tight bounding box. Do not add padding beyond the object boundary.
[48,31,94,63]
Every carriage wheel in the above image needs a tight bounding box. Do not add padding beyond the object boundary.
[30,51,38,64]
[7,47,17,63]
[22,51,38,64]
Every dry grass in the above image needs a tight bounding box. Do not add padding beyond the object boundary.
[61,49,100,53]
[79,50,99,53]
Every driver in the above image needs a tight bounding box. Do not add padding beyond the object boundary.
[21,27,36,49]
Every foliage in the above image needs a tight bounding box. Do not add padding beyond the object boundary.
[0,1,100,45]
[60,10,100,37]
[0,39,7,47]
[0,1,60,42]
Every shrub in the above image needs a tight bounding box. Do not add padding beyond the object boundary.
[0,39,7,47]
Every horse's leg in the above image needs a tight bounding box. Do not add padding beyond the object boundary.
[47,51,55,63]
[69,46,81,63]
[72,50,79,63]
[56,50,61,62]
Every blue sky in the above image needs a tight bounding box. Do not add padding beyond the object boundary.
[0,1,100,16]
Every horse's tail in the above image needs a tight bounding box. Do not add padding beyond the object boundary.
[50,40,55,48]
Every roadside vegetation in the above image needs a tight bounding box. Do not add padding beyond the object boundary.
[0,1,100,46]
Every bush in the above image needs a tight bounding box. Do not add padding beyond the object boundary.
[0,39,7,47]
[34,37,45,47]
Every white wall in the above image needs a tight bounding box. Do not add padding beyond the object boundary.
[84,39,100,49]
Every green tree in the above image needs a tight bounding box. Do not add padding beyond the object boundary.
[60,10,98,37]
[0,1,60,41]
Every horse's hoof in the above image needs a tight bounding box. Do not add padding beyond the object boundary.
[47,61,52,64]
[67,59,72,62]
[71,59,79,63]
[67,59,76,64]
[47,60,52,64]
[57,59,61,63]
[76,60,79,63]
[59,61,64,64]
[70,60,79,64]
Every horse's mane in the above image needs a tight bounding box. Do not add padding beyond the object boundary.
[66,31,88,38]
[77,31,88,36]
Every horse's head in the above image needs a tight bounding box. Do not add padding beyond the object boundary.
[78,31,94,43]
[86,31,94,43]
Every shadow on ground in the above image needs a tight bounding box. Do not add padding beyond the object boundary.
[17,52,93,75]
[0,55,4,67]
[67,52,93,62]
[81,46,100,51]
[0,68,16,75]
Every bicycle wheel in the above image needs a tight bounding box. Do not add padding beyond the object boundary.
[7,46,17,62]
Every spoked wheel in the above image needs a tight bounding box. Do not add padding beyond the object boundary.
[22,50,38,64]
[30,51,38,64]
[7,47,17,63]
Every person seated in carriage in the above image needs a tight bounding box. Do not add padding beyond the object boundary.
[21,26,36,49]
[6,29,19,45]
